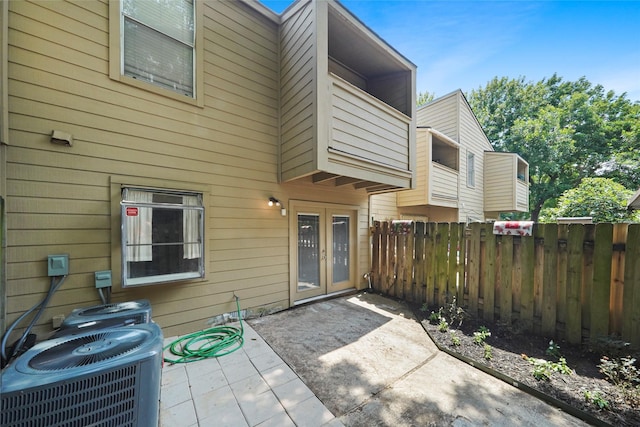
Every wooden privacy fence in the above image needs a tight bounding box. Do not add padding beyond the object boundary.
[371,221,640,348]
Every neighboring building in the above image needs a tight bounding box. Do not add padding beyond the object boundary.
[370,90,529,223]
[0,0,415,339]
[629,188,640,209]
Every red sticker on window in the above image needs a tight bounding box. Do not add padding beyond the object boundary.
[126,207,139,216]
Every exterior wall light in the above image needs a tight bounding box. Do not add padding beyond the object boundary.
[268,197,281,207]
[268,197,286,217]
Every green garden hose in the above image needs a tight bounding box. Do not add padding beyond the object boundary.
[163,296,244,364]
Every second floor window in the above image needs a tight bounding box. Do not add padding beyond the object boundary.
[121,0,195,97]
[467,152,475,187]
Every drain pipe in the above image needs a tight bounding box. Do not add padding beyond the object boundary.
[364,272,373,292]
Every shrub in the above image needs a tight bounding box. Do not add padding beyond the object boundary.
[598,356,639,386]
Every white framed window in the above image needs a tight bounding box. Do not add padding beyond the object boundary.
[121,187,204,287]
[467,152,475,187]
[109,0,203,104]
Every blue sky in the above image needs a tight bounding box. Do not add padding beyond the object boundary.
[260,1,640,102]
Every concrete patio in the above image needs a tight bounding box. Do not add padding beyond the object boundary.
[160,292,590,427]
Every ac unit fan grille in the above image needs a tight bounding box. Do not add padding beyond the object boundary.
[1,364,140,427]
[30,330,147,370]
[79,301,147,316]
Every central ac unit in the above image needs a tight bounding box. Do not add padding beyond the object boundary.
[1,323,163,427]
[54,299,152,337]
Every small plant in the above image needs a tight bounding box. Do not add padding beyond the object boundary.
[438,296,466,327]
[524,355,572,381]
[598,356,639,386]
[546,340,562,359]
[473,326,491,345]
[420,303,429,312]
[437,319,449,332]
[584,390,610,410]
[450,332,461,347]
[483,344,493,360]
[428,311,441,325]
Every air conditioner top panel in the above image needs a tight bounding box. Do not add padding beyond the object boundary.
[69,299,151,318]
[1,323,163,392]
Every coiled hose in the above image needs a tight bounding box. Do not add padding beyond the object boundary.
[163,296,244,364]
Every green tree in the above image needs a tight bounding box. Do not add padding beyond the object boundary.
[468,74,640,220]
[417,91,435,107]
[539,178,639,223]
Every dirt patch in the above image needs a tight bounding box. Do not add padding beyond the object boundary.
[414,303,640,427]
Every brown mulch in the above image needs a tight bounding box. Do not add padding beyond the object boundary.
[414,305,640,427]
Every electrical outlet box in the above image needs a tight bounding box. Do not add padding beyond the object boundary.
[95,270,112,288]
[47,254,69,276]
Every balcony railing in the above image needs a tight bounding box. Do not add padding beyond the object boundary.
[326,74,412,188]
[430,162,459,207]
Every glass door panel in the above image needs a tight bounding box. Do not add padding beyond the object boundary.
[297,213,321,292]
[332,215,350,284]
[291,202,356,303]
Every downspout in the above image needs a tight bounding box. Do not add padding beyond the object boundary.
[0,0,9,338]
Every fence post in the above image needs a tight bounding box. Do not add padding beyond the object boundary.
[371,221,381,291]
[566,224,584,345]
[381,221,389,294]
[622,224,640,349]
[591,223,612,341]
[435,223,449,306]
[448,223,459,304]
[467,223,481,319]
[415,222,426,304]
[425,223,437,307]
[394,231,405,298]
[499,235,514,323]
[556,224,569,337]
[520,230,535,332]
[610,223,627,335]
[482,224,496,322]
[457,223,467,305]
[404,222,415,302]
[581,225,596,341]
[541,224,558,337]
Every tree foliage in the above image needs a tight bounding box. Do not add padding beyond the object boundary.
[417,91,435,107]
[539,178,639,223]
[467,74,640,221]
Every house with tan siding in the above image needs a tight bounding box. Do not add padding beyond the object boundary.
[0,0,415,343]
[370,90,528,223]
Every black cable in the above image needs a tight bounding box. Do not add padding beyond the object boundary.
[1,275,67,363]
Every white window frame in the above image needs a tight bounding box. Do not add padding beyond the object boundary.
[108,0,204,106]
[120,187,205,287]
[467,151,476,188]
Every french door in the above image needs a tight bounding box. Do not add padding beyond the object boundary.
[290,201,357,304]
